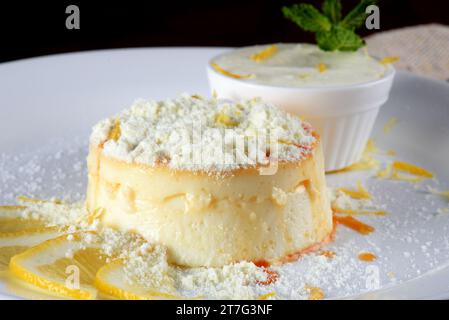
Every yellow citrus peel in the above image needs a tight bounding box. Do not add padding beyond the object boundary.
[257,292,276,300]
[335,216,374,235]
[317,63,327,73]
[108,119,121,142]
[377,161,433,183]
[328,139,380,174]
[392,161,433,178]
[250,45,278,62]
[306,285,325,300]
[215,113,239,127]
[427,187,449,201]
[0,205,26,210]
[383,117,397,134]
[333,207,386,216]
[211,63,253,79]
[338,181,372,200]
[16,196,62,205]
[380,56,400,65]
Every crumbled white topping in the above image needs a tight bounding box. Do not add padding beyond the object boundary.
[122,245,268,299]
[123,244,175,293]
[90,118,113,147]
[328,187,373,211]
[20,200,86,227]
[90,94,316,172]
[175,261,267,299]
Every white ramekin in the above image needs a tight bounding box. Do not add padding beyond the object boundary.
[207,59,395,171]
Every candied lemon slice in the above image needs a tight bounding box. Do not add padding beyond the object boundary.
[95,260,181,300]
[16,196,62,205]
[0,228,61,272]
[0,218,49,233]
[0,205,50,233]
[9,233,107,299]
[0,205,27,216]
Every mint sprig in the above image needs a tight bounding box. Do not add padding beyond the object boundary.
[282,4,332,33]
[322,0,342,24]
[282,0,377,52]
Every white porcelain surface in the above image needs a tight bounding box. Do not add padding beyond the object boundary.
[0,48,448,299]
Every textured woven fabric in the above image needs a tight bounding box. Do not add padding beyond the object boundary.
[366,24,449,80]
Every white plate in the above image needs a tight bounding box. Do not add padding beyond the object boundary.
[0,48,449,300]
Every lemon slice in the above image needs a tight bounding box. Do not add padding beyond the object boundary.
[0,205,26,218]
[10,233,107,299]
[0,206,48,233]
[0,218,48,233]
[0,228,61,272]
[95,260,181,300]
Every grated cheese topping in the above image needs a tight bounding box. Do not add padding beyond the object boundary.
[90,94,316,172]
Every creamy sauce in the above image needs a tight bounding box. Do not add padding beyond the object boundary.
[211,43,388,87]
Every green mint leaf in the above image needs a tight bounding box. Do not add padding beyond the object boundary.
[316,26,365,51]
[282,4,332,33]
[340,0,377,30]
[322,0,342,24]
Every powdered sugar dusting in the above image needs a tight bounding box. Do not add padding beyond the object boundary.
[1,136,449,299]
[90,94,316,172]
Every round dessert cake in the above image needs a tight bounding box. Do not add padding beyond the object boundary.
[87,94,333,267]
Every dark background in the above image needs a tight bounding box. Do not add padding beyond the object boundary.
[1,0,448,63]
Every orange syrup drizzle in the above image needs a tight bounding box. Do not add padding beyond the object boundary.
[358,252,377,262]
[253,260,278,286]
[319,250,336,258]
[334,215,375,235]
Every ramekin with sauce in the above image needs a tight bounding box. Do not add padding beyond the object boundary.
[207,43,395,171]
